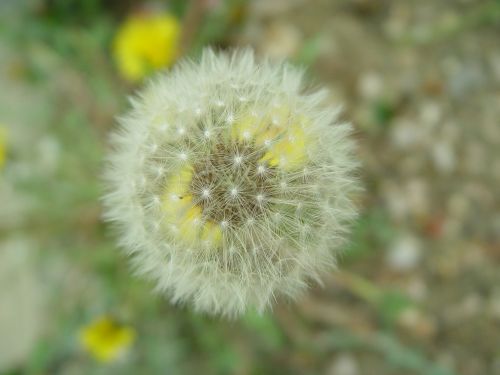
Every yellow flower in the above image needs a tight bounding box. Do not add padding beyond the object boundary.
[79,316,135,363]
[0,127,5,169]
[113,12,181,82]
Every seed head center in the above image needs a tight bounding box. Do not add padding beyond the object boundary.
[190,142,276,224]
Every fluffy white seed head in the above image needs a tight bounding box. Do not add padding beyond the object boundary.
[103,49,359,317]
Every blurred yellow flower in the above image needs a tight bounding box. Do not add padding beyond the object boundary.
[79,316,135,363]
[113,12,181,82]
[0,127,6,169]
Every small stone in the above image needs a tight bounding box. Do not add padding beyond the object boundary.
[397,308,436,339]
[390,119,423,149]
[432,141,455,174]
[419,101,441,126]
[358,72,383,99]
[383,182,409,220]
[259,21,302,59]
[406,179,429,218]
[386,235,421,271]
[326,353,359,375]
[405,277,428,301]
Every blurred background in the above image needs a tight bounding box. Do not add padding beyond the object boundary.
[0,0,499,374]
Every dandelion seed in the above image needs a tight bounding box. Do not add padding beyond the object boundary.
[155,166,164,177]
[201,188,211,199]
[104,49,359,317]
[233,155,243,165]
[230,187,239,198]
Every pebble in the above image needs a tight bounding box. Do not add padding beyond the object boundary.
[259,21,302,59]
[390,118,424,149]
[386,234,422,271]
[397,308,436,339]
[406,178,430,218]
[358,72,383,99]
[326,353,359,375]
[404,277,428,301]
[419,101,442,127]
[431,140,455,174]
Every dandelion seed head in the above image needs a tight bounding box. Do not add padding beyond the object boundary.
[104,49,359,317]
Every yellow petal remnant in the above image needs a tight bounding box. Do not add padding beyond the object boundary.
[231,113,264,142]
[162,166,201,243]
[162,165,223,247]
[259,107,309,170]
[0,127,5,169]
[113,12,180,82]
[231,108,309,170]
[261,124,307,170]
[200,221,222,246]
[79,316,135,363]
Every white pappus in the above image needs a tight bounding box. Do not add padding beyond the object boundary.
[103,48,360,317]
